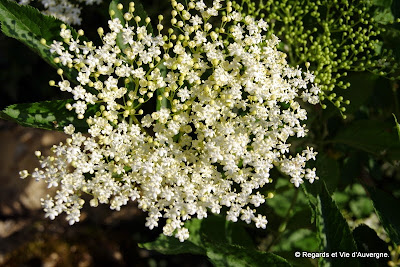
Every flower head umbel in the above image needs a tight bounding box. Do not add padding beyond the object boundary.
[21,0,320,241]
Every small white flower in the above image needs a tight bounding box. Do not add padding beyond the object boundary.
[253,214,268,229]
[19,170,29,179]
[60,28,72,39]
[175,227,190,242]
[64,124,75,135]
[108,18,123,33]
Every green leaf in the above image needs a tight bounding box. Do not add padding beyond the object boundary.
[156,88,169,111]
[315,183,359,267]
[184,218,204,246]
[109,0,128,52]
[332,191,350,206]
[374,8,395,24]
[274,251,316,267]
[267,185,296,218]
[196,215,255,249]
[272,228,318,252]
[349,196,374,219]
[392,0,400,18]
[204,241,291,267]
[156,61,169,111]
[316,153,340,193]
[340,151,365,186]
[302,183,320,224]
[365,186,400,245]
[352,225,391,267]
[330,119,400,160]
[0,100,96,132]
[109,0,153,52]
[371,0,392,7]
[340,73,378,114]
[0,0,79,82]
[371,0,395,24]
[138,234,206,255]
[393,113,400,140]
[140,215,290,266]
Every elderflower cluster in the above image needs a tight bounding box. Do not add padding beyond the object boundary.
[20,0,320,241]
[18,0,102,25]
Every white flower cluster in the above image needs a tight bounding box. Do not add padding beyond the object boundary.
[21,0,320,241]
[18,0,102,25]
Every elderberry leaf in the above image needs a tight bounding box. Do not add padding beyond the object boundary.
[365,186,400,245]
[140,215,290,266]
[0,99,96,132]
[315,183,359,267]
[0,0,80,83]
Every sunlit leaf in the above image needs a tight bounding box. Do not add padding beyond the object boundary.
[0,100,96,132]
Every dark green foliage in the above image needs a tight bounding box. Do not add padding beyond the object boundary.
[366,186,400,245]
[331,120,400,160]
[315,183,360,267]
[353,225,391,267]
[0,0,80,83]
[140,215,291,266]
